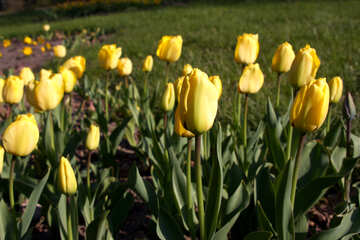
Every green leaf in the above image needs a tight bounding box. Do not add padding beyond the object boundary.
[0,199,18,240]
[294,214,308,240]
[20,168,50,238]
[109,117,131,155]
[256,166,276,225]
[45,112,56,164]
[244,231,273,240]
[256,201,276,234]
[156,209,184,240]
[86,210,111,240]
[57,194,68,240]
[351,134,360,158]
[330,147,346,173]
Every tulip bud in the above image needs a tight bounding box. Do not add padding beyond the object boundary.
[175,69,220,137]
[271,42,295,73]
[174,76,185,103]
[23,47,32,56]
[142,55,153,72]
[61,56,86,79]
[86,124,100,150]
[35,70,64,111]
[2,113,39,156]
[60,68,77,93]
[20,67,35,86]
[0,146,4,175]
[156,35,183,62]
[329,76,343,103]
[53,45,66,58]
[161,83,175,112]
[3,75,24,104]
[182,64,193,76]
[234,33,259,65]
[238,63,264,94]
[24,36,32,45]
[343,92,356,121]
[288,44,320,88]
[291,78,329,132]
[0,78,5,103]
[117,57,133,76]
[57,157,77,195]
[98,44,122,70]
[43,24,50,32]
[209,75,222,100]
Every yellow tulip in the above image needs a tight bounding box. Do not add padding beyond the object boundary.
[0,51,2,58]
[60,68,77,93]
[288,44,320,88]
[291,78,329,132]
[53,45,66,58]
[238,63,264,94]
[3,75,24,104]
[329,76,343,103]
[24,36,32,45]
[86,124,100,150]
[20,67,35,86]
[41,47,46,53]
[61,56,86,79]
[175,68,219,137]
[2,113,39,156]
[0,78,5,103]
[98,44,122,70]
[174,76,185,103]
[209,75,222,99]
[3,39,11,48]
[117,57,133,76]
[142,55,153,72]
[46,42,52,50]
[35,69,64,111]
[32,41,38,46]
[0,146,3,175]
[271,42,295,73]
[23,46,32,56]
[234,33,259,65]
[25,80,41,111]
[43,24,50,32]
[156,35,183,62]
[182,64,193,76]
[57,156,77,195]
[161,82,175,112]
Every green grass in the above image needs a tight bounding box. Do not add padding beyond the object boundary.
[1,0,359,128]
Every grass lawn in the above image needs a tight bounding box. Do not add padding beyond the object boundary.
[1,0,359,128]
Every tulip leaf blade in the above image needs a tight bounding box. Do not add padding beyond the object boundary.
[45,112,56,164]
[20,168,50,238]
[156,208,184,240]
[0,199,18,240]
[243,231,273,240]
[109,116,131,155]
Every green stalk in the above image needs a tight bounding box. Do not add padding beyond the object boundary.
[326,104,332,133]
[195,135,205,240]
[243,94,249,148]
[67,196,73,240]
[105,71,110,121]
[144,72,148,98]
[186,138,195,239]
[286,88,295,161]
[276,72,282,108]
[9,156,16,209]
[236,93,242,126]
[290,133,307,207]
[344,118,352,202]
[164,62,170,87]
[87,151,92,198]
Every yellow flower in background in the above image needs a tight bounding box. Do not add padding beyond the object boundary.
[238,63,264,94]
[117,57,133,76]
[32,41,38,46]
[234,33,259,65]
[0,51,2,58]
[329,76,343,103]
[142,55,153,72]
[57,156,77,195]
[3,75,24,104]
[0,78,5,103]
[175,68,220,137]
[41,47,46,52]
[46,42,52,50]
[98,44,122,70]
[288,44,320,88]
[20,67,35,86]
[35,69,64,111]
[156,35,183,62]
[60,68,77,93]
[86,124,100,150]
[271,42,295,73]
[161,82,175,112]
[43,24,50,32]
[0,146,4,175]
[3,39,11,48]
[182,64,193,76]
[61,56,86,79]
[24,36,32,45]
[209,75,222,99]
[23,46,32,56]
[290,78,329,132]
[53,45,66,58]
[2,113,39,156]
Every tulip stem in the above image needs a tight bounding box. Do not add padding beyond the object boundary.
[291,133,307,208]
[243,94,249,148]
[186,138,195,239]
[326,104,332,133]
[9,156,16,209]
[236,93,242,126]
[286,88,295,161]
[67,196,74,240]
[105,71,110,121]
[195,135,205,240]
[87,151,92,198]
[344,118,352,202]
[164,62,170,88]
[276,72,282,108]
[144,72,148,98]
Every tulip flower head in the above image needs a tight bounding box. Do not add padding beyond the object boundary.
[24,36,32,45]
[57,157,77,195]
[61,56,86,79]
[117,57,133,76]
[43,24,50,32]
[161,82,175,112]
[175,69,220,137]
[3,75,24,104]
[142,55,153,72]
[234,33,259,65]
[0,78,5,103]
[329,76,343,103]
[288,44,320,88]
[3,39,11,48]
[98,44,122,70]
[46,42,52,50]
[238,63,264,94]
[60,68,77,93]
[23,46,32,56]
[156,35,183,63]
[0,146,3,175]
[175,76,185,103]
[2,113,39,156]
[183,64,193,76]
[53,45,66,58]
[20,67,35,86]
[86,124,100,150]
[291,78,330,132]
[272,42,295,73]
